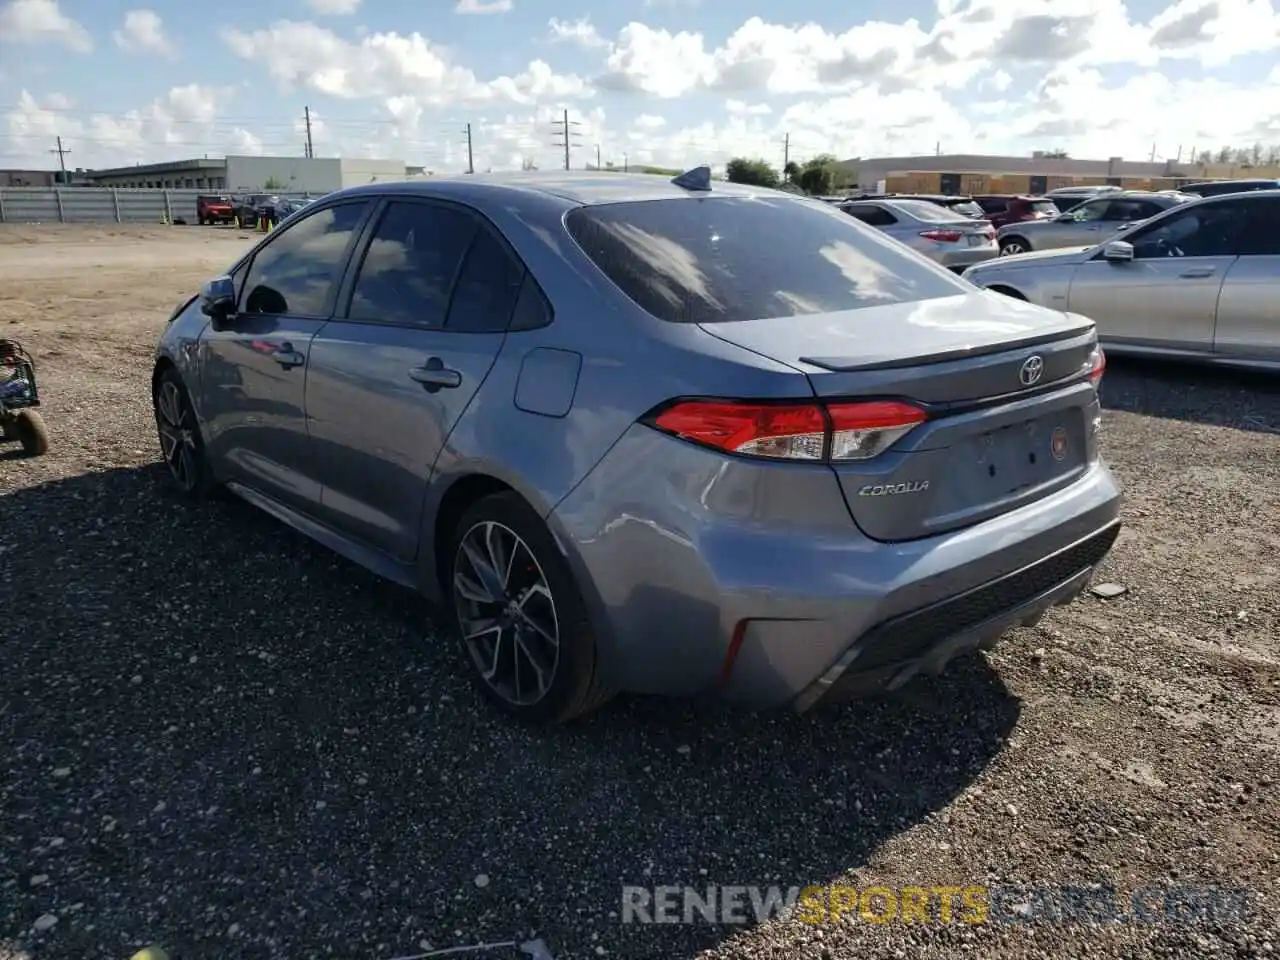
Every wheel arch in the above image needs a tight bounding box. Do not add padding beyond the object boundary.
[985,284,1029,301]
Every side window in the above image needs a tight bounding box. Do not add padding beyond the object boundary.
[1103,200,1146,221]
[348,201,477,328]
[847,205,895,226]
[1127,203,1243,259]
[1234,197,1280,256]
[1068,200,1110,222]
[445,228,526,333]
[508,274,553,332]
[240,202,368,317]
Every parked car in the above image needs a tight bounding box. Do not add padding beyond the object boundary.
[973,195,1061,230]
[152,171,1121,724]
[273,196,314,221]
[839,197,997,272]
[962,190,1279,368]
[231,193,283,227]
[995,191,1193,256]
[1177,178,1280,197]
[196,194,235,226]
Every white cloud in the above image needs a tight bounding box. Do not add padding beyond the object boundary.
[0,0,91,51]
[113,9,174,57]
[634,114,666,129]
[304,0,361,14]
[549,16,606,48]
[221,20,588,105]
[454,0,512,13]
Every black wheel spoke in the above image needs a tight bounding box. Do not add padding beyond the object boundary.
[453,520,560,707]
[155,379,199,491]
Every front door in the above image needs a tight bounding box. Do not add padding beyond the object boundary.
[198,200,372,511]
[306,198,525,561]
[1066,200,1241,351]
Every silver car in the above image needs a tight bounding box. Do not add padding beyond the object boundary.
[996,192,1192,257]
[153,171,1121,724]
[964,190,1280,368]
[840,198,997,272]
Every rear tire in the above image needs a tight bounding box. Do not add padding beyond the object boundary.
[9,410,49,456]
[999,237,1031,256]
[447,491,613,725]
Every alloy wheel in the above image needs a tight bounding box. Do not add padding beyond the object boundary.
[1000,241,1025,256]
[452,520,560,706]
[155,380,199,492]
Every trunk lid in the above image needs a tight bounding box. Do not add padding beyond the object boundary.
[698,292,1101,542]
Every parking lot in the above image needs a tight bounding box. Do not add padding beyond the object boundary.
[1,224,1277,959]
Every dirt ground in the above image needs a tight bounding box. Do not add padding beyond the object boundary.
[0,224,1277,960]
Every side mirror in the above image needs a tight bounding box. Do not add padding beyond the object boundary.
[200,276,237,325]
[1101,240,1134,262]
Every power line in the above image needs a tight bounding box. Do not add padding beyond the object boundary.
[303,106,314,159]
[551,109,582,171]
[464,123,474,174]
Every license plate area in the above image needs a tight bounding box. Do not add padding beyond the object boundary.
[967,234,988,246]
[964,414,1084,498]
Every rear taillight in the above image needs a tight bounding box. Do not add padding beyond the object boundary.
[649,399,926,462]
[919,229,963,242]
[1087,345,1106,385]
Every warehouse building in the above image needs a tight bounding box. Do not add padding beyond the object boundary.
[83,155,410,193]
[842,153,1280,195]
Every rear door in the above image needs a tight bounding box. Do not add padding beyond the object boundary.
[1212,195,1280,362]
[305,197,524,561]
[197,199,372,512]
[1066,199,1242,350]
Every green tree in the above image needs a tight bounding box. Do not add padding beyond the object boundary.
[783,160,801,183]
[796,154,839,195]
[725,157,780,188]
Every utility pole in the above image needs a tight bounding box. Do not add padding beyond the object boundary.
[303,106,314,158]
[623,152,628,173]
[464,123,474,174]
[49,136,70,182]
[1149,143,1157,162]
[595,143,601,170]
[551,109,582,170]
[782,132,789,172]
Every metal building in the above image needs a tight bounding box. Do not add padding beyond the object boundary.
[83,155,411,193]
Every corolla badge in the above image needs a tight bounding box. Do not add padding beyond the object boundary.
[1019,355,1045,386]
[857,480,930,497]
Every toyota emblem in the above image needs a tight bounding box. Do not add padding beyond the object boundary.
[1019,355,1045,386]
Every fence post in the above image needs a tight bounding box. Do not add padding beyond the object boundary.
[163,189,172,225]
[112,188,121,223]
[54,188,65,223]
[0,188,6,223]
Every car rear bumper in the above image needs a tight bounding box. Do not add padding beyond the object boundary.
[549,424,1123,710]
[791,520,1118,712]
[934,247,998,269]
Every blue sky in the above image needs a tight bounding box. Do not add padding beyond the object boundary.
[2,0,1279,173]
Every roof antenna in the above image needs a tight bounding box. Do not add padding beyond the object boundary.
[671,165,712,192]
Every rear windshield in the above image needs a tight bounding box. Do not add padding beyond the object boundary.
[942,199,985,218]
[564,197,960,324]
[890,199,972,222]
[1028,200,1060,215]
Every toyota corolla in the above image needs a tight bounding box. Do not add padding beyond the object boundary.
[152,169,1122,724]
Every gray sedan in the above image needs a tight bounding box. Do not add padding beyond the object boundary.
[963,190,1280,368]
[151,171,1120,723]
[840,198,997,271]
[996,192,1193,257]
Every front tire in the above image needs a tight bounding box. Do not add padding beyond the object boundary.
[447,492,612,724]
[153,367,217,499]
[8,410,49,456]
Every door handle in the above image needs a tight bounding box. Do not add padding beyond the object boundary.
[409,357,462,392]
[272,342,305,369]
[1178,268,1215,278]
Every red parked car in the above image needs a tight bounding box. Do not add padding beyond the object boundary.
[972,195,1059,230]
[196,194,235,226]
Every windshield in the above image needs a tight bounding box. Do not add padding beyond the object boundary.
[564,197,962,324]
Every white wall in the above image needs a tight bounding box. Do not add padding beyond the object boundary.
[339,158,408,187]
[224,156,342,194]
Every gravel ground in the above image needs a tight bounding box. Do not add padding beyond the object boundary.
[0,225,1277,960]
